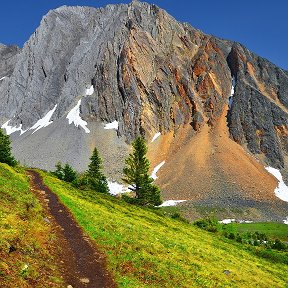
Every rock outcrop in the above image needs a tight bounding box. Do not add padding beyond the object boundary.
[0,44,20,78]
[227,43,288,168]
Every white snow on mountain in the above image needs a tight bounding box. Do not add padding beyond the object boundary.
[228,77,236,108]
[158,200,187,207]
[104,121,119,130]
[1,120,26,135]
[30,105,58,134]
[86,85,94,96]
[66,100,90,133]
[151,161,165,180]
[219,219,236,224]
[265,167,288,202]
[151,132,161,143]
[108,181,128,195]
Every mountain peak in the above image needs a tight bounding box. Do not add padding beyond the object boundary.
[0,2,287,221]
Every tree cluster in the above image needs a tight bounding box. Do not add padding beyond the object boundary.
[0,127,162,206]
[53,137,162,206]
[53,162,77,183]
[53,148,109,194]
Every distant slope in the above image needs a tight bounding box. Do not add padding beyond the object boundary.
[42,172,288,288]
[0,164,64,287]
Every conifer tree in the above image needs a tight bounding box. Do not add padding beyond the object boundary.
[0,128,17,166]
[54,161,64,180]
[123,137,162,206]
[63,163,77,183]
[87,147,109,194]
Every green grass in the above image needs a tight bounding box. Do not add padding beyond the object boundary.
[225,222,288,241]
[0,164,63,287]
[42,172,288,288]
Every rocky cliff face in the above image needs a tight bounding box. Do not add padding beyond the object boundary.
[227,44,288,168]
[0,44,20,79]
[0,1,287,220]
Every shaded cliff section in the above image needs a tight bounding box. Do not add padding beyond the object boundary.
[227,44,288,168]
[0,1,287,171]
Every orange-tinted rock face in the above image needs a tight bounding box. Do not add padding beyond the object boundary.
[116,18,232,142]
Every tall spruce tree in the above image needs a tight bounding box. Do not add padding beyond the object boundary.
[87,148,109,194]
[0,128,17,166]
[123,137,162,206]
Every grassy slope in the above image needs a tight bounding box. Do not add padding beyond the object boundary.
[42,173,288,288]
[226,223,288,241]
[0,164,63,287]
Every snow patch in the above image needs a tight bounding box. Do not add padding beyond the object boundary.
[158,200,187,207]
[228,76,236,108]
[151,132,161,143]
[219,219,253,224]
[219,219,236,224]
[104,121,118,130]
[265,167,288,202]
[283,217,288,225]
[0,76,7,81]
[1,120,26,135]
[66,100,90,133]
[86,85,94,96]
[30,105,57,134]
[107,181,128,196]
[151,161,165,180]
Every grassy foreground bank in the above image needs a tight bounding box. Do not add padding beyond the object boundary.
[42,172,287,288]
[0,164,63,287]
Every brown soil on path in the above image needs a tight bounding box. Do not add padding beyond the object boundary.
[27,170,116,288]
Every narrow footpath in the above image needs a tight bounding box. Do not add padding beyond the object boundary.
[27,170,116,288]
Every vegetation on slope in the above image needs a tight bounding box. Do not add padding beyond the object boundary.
[42,172,288,288]
[0,129,17,167]
[226,222,288,241]
[194,218,288,265]
[123,136,162,206]
[0,164,63,287]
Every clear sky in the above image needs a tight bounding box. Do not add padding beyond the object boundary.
[0,0,287,70]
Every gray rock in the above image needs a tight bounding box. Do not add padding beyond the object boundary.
[0,44,20,79]
[0,1,287,181]
[43,217,51,224]
[227,43,288,168]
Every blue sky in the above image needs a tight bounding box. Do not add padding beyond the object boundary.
[0,0,287,70]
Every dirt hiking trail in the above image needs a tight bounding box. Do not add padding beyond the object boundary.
[27,170,116,288]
